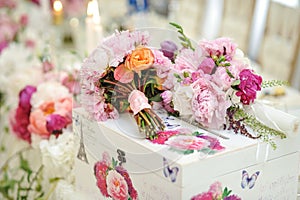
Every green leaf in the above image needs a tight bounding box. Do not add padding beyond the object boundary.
[169,22,195,51]
[225,68,235,78]
[222,187,232,198]
[49,177,61,183]
[231,79,240,86]
[192,131,203,136]
[149,94,163,102]
[183,71,189,78]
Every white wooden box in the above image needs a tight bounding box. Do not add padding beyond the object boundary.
[72,107,300,200]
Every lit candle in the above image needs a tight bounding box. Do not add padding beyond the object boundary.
[53,0,63,25]
[85,0,103,55]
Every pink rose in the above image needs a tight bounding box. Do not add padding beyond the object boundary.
[236,69,262,105]
[166,135,209,150]
[106,170,129,200]
[191,78,231,129]
[128,90,151,115]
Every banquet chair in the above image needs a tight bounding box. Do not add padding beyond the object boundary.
[257,1,300,83]
[219,0,256,53]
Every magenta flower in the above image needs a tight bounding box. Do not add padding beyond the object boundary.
[150,130,181,144]
[46,114,68,134]
[94,161,110,197]
[191,192,213,200]
[10,85,36,143]
[236,69,262,105]
[18,85,37,112]
[160,40,178,60]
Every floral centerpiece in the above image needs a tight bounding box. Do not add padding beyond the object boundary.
[81,23,287,148]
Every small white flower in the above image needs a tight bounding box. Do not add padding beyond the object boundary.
[172,84,193,116]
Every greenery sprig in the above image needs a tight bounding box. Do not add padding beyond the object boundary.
[233,106,286,149]
[169,22,195,51]
[261,80,289,88]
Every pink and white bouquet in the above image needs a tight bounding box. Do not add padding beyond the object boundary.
[81,23,286,148]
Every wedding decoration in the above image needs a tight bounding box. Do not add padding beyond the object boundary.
[81,23,287,148]
[94,151,138,200]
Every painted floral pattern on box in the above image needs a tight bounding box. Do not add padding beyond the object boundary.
[94,151,138,200]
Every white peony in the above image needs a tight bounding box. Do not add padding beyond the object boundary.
[172,84,194,117]
[30,81,71,108]
[39,131,76,180]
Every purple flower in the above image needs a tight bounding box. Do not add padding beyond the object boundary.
[236,69,262,105]
[18,85,37,112]
[198,135,224,151]
[160,40,178,60]
[224,195,242,200]
[46,114,68,134]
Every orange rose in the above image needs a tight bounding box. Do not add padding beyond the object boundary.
[125,46,154,73]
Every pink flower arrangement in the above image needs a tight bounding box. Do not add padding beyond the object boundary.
[94,152,138,200]
[10,82,73,143]
[81,23,287,147]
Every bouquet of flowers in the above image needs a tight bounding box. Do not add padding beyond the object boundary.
[81,23,287,148]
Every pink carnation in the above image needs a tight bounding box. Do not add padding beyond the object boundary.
[236,69,262,105]
[191,78,231,129]
[199,37,237,60]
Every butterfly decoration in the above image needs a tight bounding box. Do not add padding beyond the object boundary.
[117,149,126,165]
[163,157,179,183]
[241,170,260,189]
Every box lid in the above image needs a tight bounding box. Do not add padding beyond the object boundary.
[73,107,300,188]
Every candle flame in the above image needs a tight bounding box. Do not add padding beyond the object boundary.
[53,0,63,12]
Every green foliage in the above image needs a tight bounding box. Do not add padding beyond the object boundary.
[222,187,232,198]
[169,22,195,51]
[261,80,289,88]
[234,107,286,149]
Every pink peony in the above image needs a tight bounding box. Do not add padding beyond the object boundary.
[93,101,119,121]
[61,72,80,95]
[198,57,215,74]
[152,49,174,78]
[236,69,262,105]
[174,47,204,72]
[166,135,209,150]
[106,170,129,200]
[28,109,49,138]
[199,37,237,60]
[115,166,138,200]
[191,192,214,200]
[46,114,68,134]
[191,78,231,129]
[150,130,181,144]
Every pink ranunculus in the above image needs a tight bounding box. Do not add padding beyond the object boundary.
[236,69,262,105]
[106,170,129,200]
[94,161,110,197]
[191,192,214,200]
[191,78,231,129]
[199,37,237,60]
[166,135,209,150]
[208,181,222,199]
